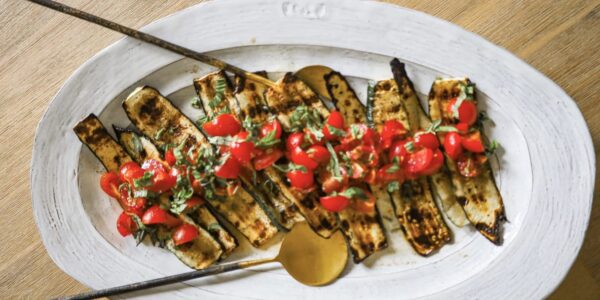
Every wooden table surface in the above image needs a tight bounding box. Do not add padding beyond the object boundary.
[1,0,598,298]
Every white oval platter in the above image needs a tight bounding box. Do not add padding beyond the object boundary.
[31,0,594,299]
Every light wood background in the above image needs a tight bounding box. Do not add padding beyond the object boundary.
[0,0,598,298]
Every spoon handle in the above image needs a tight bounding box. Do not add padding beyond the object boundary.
[56,258,277,300]
[26,0,277,88]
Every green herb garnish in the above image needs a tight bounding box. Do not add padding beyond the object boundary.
[133,172,153,189]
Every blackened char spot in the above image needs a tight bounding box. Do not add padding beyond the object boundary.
[413,235,432,249]
[139,96,162,119]
[407,208,423,223]
[340,220,350,231]
[456,196,467,206]
[321,218,334,230]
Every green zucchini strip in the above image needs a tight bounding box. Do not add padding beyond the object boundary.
[370,79,451,256]
[193,71,303,231]
[389,59,468,227]
[428,78,505,244]
[73,114,223,269]
[264,73,340,238]
[317,71,388,262]
[122,86,279,247]
[115,127,238,257]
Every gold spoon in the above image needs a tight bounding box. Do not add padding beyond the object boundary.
[59,222,348,300]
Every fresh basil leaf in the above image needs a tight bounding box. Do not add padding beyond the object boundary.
[133,171,153,188]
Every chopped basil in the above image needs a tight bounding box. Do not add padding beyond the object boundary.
[404,141,415,152]
[133,189,158,199]
[340,187,368,200]
[207,223,221,232]
[255,128,280,148]
[170,172,194,214]
[325,142,342,179]
[387,181,401,193]
[386,163,400,174]
[154,127,166,140]
[349,124,365,140]
[191,97,203,109]
[133,171,153,188]
[209,79,227,111]
[486,140,501,156]
[326,124,346,137]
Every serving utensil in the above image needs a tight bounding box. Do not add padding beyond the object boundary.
[59,222,348,300]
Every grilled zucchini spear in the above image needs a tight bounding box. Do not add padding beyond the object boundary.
[115,127,238,256]
[428,78,505,243]
[193,71,303,231]
[73,114,223,269]
[122,86,279,247]
[263,74,340,238]
[267,73,387,262]
[369,79,451,256]
[389,59,468,227]
[320,72,389,262]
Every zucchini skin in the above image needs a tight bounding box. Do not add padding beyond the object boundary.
[390,59,468,227]
[194,71,303,231]
[73,115,223,269]
[320,71,389,263]
[428,78,506,244]
[114,128,238,257]
[371,79,451,256]
[122,86,279,247]
[264,73,339,238]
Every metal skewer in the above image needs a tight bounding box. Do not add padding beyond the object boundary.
[27,0,277,89]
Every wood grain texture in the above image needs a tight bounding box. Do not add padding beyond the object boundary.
[0,0,598,298]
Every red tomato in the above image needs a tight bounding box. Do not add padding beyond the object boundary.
[290,148,318,170]
[420,149,445,176]
[447,98,477,125]
[260,119,282,139]
[304,129,325,146]
[202,114,241,137]
[287,169,315,190]
[319,169,348,194]
[306,145,330,165]
[215,154,241,179]
[164,148,176,166]
[406,148,434,174]
[364,169,377,185]
[118,185,146,217]
[172,223,199,246]
[377,163,404,183]
[348,145,379,167]
[185,196,204,211]
[191,177,204,194]
[286,132,306,150]
[142,205,182,228]
[461,131,485,153]
[116,212,137,237]
[456,154,481,177]
[323,111,345,140]
[253,148,283,170]
[119,161,145,183]
[414,132,439,149]
[169,165,187,179]
[231,132,256,164]
[388,138,414,162]
[380,120,407,149]
[142,160,176,193]
[455,122,469,133]
[320,195,350,212]
[350,162,367,179]
[443,132,463,160]
[353,191,376,213]
[100,171,122,199]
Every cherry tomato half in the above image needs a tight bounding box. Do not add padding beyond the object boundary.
[119,161,145,184]
[260,119,282,139]
[319,168,348,194]
[443,132,463,160]
[419,149,445,176]
[457,154,481,178]
[116,212,137,237]
[320,195,350,212]
[461,130,485,153]
[286,132,306,150]
[172,223,199,246]
[380,120,407,149]
[377,163,404,184]
[142,205,182,228]
[306,145,330,165]
[323,111,345,140]
[389,138,414,162]
[164,148,176,166]
[353,191,376,213]
[202,114,241,137]
[215,154,241,179]
[455,122,470,133]
[287,169,315,190]
[185,196,204,212]
[406,147,434,174]
[447,98,477,125]
[230,131,256,164]
[414,131,439,150]
[290,148,319,170]
[142,159,176,193]
[100,171,122,199]
[253,148,283,170]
